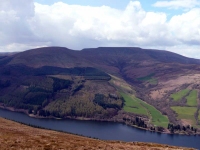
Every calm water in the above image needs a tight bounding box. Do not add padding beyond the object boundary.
[0,108,200,149]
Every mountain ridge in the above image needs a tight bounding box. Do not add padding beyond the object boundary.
[1,46,200,134]
[4,46,200,67]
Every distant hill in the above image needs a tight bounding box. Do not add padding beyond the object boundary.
[1,46,200,134]
[5,46,200,80]
[82,47,200,64]
[6,47,200,68]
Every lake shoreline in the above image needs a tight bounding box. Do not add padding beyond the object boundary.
[1,106,200,149]
[0,117,195,150]
[0,104,199,136]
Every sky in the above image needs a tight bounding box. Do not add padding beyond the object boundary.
[0,0,200,58]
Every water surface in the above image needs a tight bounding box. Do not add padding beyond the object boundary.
[0,108,199,149]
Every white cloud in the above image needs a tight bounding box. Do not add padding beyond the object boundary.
[0,0,200,59]
[0,43,48,52]
[30,1,172,48]
[0,0,35,18]
[168,8,200,45]
[153,0,200,9]
[0,0,38,50]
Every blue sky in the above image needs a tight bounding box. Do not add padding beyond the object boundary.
[34,0,182,18]
[35,0,149,9]
[0,0,200,58]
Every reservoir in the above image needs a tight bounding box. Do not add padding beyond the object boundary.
[0,108,199,149]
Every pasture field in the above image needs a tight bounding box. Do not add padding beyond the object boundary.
[198,111,200,124]
[147,78,158,85]
[137,73,155,81]
[121,93,148,116]
[186,90,198,106]
[171,106,197,126]
[170,89,190,101]
[109,75,134,93]
[141,102,169,128]
[121,92,169,127]
[137,73,157,85]
[198,111,200,126]
[112,75,169,128]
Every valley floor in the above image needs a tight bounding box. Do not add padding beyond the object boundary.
[0,117,195,150]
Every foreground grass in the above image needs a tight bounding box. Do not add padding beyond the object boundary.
[170,89,190,101]
[186,90,198,106]
[171,106,197,126]
[0,118,193,150]
[121,93,169,128]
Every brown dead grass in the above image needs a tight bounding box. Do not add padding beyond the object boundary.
[150,74,200,100]
[181,119,193,126]
[0,118,195,150]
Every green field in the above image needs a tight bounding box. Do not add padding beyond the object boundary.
[198,111,200,125]
[137,73,155,81]
[121,93,148,116]
[137,73,157,85]
[121,93,169,127]
[109,75,134,93]
[170,89,190,101]
[141,101,169,128]
[171,106,197,126]
[148,78,158,85]
[186,90,198,106]
[198,111,200,124]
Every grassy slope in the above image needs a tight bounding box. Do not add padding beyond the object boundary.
[170,89,190,101]
[141,102,169,128]
[121,92,169,127]
[137,73,158,85]
[0,118,194,150]
[186,90,198,106]
[110,75,169,128]
[121,93,148,116]
[171,107,197,126]
[198,111,200,124]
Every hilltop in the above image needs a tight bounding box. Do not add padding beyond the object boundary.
[1,46,200,134]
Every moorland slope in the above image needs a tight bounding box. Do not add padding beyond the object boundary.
[0,117,195,150]
[1,47,200,134]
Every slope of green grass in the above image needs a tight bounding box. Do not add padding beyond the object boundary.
[171,106,197,126]
[186,90,198,106]
[137,73,157,85]
[137,73,155,81]
[170,89,190,101]
[121,93,148,116]
[198,111,200,125]
[121,92,169,127]
[141,102,169,128]
[148,78,158,85]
